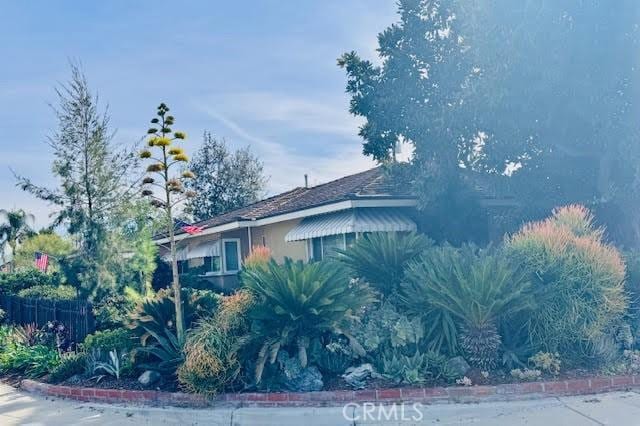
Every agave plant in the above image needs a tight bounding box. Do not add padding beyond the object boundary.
[402,245,534,370]
[127,288,217,346]
[91,349,127,382]
[242,258,376,383]
[127,288,218,376]
[335,232,431,296]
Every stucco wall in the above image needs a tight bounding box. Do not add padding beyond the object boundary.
[251,219,307,263]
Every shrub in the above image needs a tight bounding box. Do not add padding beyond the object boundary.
[178,291,253,395]
[243,246,271,271]
[17,285,76,301]
[505,205,628,366]
[510,368,542,381]
[0,344,60,378]
[242,258,376,383]
[83,328,136,354]
[0,269,61,294]
[49,352,86,383]
[335,232,431,295]
[93,292,137,330]
[529,351,561,375]
[402,245,533,370]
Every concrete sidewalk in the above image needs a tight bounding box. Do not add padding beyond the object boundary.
[2,383,640,425]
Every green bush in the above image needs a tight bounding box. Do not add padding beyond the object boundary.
[505,205,628,366]
[335,232,431,295]
[93,294,136,330]
[0,344,60,378]
[178,291,253,395]
[83,328,136,354]
[17,285,76,301]
[49,352,86,383]
[0,269,61,294]
[402,245,534,370]
[242,258,376,383]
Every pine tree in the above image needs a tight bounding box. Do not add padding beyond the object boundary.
[185,132,266,221]
[16,64,137,295]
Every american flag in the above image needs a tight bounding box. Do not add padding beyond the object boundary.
[34,252,49,272]
[174,219,205,235]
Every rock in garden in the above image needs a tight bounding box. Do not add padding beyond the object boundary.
[278,352,324,392]
[446,356,471,377]
[285,365,323,392]
[138,370,161,387]
[342,363,380,389]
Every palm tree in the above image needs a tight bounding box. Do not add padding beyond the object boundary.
[0,209,35,272]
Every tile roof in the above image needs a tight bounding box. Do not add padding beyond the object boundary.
[173,166,413,236]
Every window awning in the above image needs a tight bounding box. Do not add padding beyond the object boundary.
[162,241,219,261]
[285,208,417,242]
[186,241,221,259]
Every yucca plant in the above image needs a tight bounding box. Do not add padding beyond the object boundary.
[402,245,534,370]
[335,232,431,295]
[242,258,376,383]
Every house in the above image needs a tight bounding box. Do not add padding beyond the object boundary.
[154,167,418,291]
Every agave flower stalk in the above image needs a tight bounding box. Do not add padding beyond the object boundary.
[138,103,195,344]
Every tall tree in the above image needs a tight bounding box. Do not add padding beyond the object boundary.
[139,102,195,343]
[185,132,266,221]
[461,0,640,246]
[0,209,35,271]
[16,64,137,294]
[339,0,503,243]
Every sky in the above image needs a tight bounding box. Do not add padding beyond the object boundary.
[0,0,399,228]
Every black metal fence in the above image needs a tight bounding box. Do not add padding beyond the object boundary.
[0,294,95,343]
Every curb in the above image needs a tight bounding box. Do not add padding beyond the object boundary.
[20,375,640,408]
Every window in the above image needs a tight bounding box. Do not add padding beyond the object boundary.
[345,232,357,248]
[308,233,356,262]
[177,260,189,274]
[203,256,221,273]
[223,239,241,273]
[311,237,323,262]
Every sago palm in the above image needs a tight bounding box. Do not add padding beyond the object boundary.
[335,232,431,296]
[242,258,376,383]
[402,245,534,370]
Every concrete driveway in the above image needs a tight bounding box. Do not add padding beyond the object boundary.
[2,383,640,425]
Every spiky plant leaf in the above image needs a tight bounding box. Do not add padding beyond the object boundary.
[242,258,376,382]
[335,232,431,295]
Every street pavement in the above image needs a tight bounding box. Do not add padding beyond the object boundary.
[1,383,640,425]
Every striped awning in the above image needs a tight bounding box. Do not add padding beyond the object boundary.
[285,208,416,242]
[162,241,220,261]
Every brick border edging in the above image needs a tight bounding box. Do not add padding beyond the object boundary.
[20,375,639,408]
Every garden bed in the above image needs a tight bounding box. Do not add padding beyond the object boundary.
[20,374,640,408]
